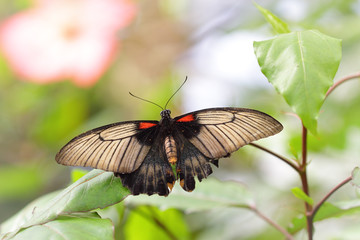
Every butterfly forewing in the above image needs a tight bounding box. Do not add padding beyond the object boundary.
[55,121,159,173]
[174,108,283,159]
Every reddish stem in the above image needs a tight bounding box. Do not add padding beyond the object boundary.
[311,176,352,218]
[249,143,298,171]
[299,125,313,240]
[249,205,295,240]
[326,72,360,97]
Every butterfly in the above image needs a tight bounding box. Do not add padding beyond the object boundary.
[56,106,283,196]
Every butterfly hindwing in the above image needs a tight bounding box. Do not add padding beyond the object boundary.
[116,142,176,196]
[175,137,213,191]
[55,120,159,174]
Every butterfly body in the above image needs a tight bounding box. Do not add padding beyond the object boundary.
[56,107,283,196]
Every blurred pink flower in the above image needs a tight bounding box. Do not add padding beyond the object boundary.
[0,0,135,87]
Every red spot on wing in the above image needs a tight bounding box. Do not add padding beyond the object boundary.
[177,114,195,122]
[139,122,157,129]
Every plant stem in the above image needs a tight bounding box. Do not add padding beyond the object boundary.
[311,176,352,218]
[303,176,352,240]
[299,125,313,240]
[300,125,310,199]
[249,143,298,171]
[326,72,360,97]
[301,125,307,171]
[250,115,354,239]
[249,206,295,240]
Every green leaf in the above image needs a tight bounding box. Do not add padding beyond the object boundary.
[254,2,291,34]
[289,201,360,233]
[351,167,360,187]
[254,30,342,135]
[291,187,314,205]
[10,213,114,240]
[126,178,254,211]
[1,170,129,239]
[97,202,126,238]
[124,206,189,240]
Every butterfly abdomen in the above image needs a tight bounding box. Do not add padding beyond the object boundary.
[164,135,177,164]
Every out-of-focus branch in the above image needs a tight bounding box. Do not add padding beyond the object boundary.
[326,72,360,97]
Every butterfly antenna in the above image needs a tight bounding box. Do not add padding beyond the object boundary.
[129,92,164,110]
[164,76,188,109]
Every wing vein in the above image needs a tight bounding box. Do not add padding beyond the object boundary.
[61,134,98,162]
[116,138,132,173]
[194,134,213,157]
[203,125,227,153]
[226,123,248,144]
[107,140,122,171]
[95,141,113,168]
[232,121,257,139]
[214,124,237,149]
[235,118,267,138]
[73,135,100,166]
[83,141,104,166]
[238,114,274,128]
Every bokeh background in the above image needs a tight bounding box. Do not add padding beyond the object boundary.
[1,0,360,239]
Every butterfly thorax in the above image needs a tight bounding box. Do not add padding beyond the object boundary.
[160,109,171,119]
[159,109,173,130]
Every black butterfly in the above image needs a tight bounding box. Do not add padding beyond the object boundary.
[56,107,283,196]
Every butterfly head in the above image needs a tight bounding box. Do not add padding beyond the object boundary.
[160,109,171,119]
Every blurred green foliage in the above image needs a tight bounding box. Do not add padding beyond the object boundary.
[0,165,44,200]
[288,92,360,155]
[254,1,291,34]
